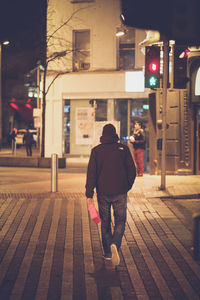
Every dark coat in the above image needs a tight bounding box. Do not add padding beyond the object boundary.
[131,129,146,150]
[85,136,136,198]
[23,131,34,146]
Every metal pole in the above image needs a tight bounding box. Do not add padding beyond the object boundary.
[37,61,40,150]
[160,39,169,190]
[51,153,58,192]
[127,99,130,138]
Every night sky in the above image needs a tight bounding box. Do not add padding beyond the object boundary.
[0,0,46,76]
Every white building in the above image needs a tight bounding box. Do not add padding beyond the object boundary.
[45,0,148,159]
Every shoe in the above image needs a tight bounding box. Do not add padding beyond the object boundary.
[111,243,120,266]
[102,254,112,261]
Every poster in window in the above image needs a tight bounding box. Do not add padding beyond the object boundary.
[76,107,94,144]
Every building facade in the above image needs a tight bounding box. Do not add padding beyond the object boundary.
[45,0,148,163]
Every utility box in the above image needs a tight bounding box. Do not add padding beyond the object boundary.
[149,89,193,175]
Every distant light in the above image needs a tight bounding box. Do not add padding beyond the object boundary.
[2,40,9,45]
[25,104,32,109]
[120,14,125,22]
[125,71,145,92]
[116,30,125,37]
[10,103,19,110]
[179,48,190,59]
[142,104,149,110]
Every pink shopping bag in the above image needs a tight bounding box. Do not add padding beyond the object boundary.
[88,204,101,224]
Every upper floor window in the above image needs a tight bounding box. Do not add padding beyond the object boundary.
[117,27,135,70]
[73,30,90,72]
[71,0,94,3]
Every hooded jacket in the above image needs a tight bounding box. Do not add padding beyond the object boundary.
[131,128,145,150]
[85,133,136,198]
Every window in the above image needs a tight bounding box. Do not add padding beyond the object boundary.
[73,30,90,72]
[95,100,107,121]
[117,27,135,70]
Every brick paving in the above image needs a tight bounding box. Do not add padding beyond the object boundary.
[0,188,200,300]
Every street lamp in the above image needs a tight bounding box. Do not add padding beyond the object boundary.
[0,40,9,149]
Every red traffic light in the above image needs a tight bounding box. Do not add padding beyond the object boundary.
[149,62,159,72]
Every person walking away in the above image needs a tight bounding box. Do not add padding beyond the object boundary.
[23,129,34,156]
[130,121,146,177]
[86,124,136,266]
[10,128,17,153]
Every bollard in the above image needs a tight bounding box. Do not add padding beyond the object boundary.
[12,140,16,155]
[51,153,58,192]
[193,212,200,261]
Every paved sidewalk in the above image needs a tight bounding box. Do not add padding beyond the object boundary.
[0,166,200,198]
[0,167,200,300]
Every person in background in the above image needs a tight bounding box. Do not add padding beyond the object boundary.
[86,124,136,266]
[130,121,146,177]
[10,128,17,152]
[23,129,34,156]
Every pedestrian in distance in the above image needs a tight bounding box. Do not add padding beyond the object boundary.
[23,129,34,156]
[86,123,136,266]
[130,121,146,177]
[10,127,17,153]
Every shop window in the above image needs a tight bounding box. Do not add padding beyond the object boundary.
[63,100,70,153]
[95,100,107,121]
[117,27,135,70]
[73,30,90,71]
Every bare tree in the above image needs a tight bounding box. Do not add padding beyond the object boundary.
[40,2,90,157]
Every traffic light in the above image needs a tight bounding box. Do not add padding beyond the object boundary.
[173,46,188,89]
[145,46,160,89]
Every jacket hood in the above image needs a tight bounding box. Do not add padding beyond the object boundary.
[100,124,119,143]
[100,123,119,144]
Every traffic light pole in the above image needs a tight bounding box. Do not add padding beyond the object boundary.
[160,39,169,190]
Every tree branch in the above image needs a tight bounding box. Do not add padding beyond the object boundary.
[47,6,89,45]
[45,70,70,95]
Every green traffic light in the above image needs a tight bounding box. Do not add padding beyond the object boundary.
[148,75,158,87]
